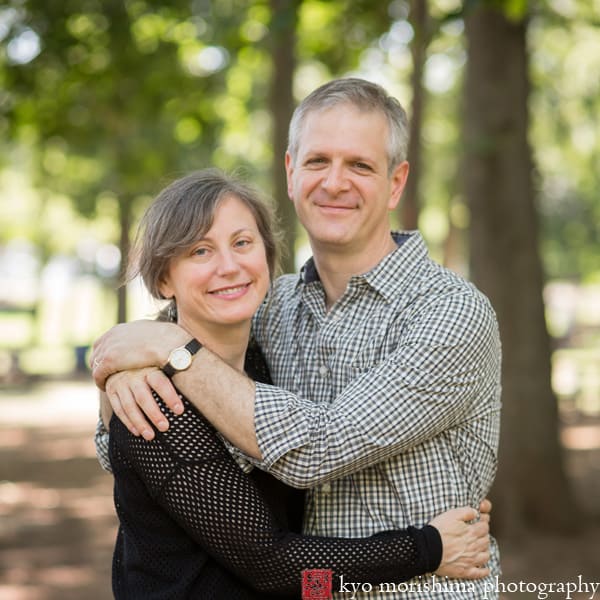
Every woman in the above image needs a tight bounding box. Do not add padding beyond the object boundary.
[101,169,489,598]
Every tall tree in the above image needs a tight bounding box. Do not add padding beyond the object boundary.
[268,0,300,274]
[1,0,246,321]
[401,0,431,231]
[463,1,580,536]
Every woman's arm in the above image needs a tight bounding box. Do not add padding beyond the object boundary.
[95,370,160,473]
[110,392,489,596]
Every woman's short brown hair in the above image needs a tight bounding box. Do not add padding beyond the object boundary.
[130,169,279,304]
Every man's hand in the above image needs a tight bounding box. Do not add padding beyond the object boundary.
[91,320,187,389]
[429,500,492,580]
[105,367,182,440]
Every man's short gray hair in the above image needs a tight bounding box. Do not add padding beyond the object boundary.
[287,78,409,176]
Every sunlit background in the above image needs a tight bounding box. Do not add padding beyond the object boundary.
[0,0,599,598]
[1,0,598,402]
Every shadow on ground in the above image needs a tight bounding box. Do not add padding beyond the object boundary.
[0,379,598,599]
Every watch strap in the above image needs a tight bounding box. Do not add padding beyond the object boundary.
[184,337,202,355]
[162,338,202,378]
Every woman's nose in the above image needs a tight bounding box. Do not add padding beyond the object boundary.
[215,249,240,275]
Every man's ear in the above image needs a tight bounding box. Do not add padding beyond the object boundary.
[285,151,295,201]
[388,161,410,210]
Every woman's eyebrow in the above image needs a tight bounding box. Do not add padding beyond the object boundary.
[196,227,255,242]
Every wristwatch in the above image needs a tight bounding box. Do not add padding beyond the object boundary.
[162,338,202,378]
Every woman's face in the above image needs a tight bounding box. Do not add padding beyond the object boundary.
[159,194,270,332]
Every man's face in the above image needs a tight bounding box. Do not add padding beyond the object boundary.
[286,104,409,257]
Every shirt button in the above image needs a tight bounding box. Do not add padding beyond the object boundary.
[318,365,328,377]
[322,482,331,494]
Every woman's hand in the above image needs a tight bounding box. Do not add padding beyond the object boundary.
[429,499,492,580]
[105,367,183,440]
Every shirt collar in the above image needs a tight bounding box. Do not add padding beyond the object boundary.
[298,231,428,302]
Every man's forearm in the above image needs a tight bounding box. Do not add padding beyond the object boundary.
[92,320,187,389]
[172,347,261,458]
[92,319,261,455]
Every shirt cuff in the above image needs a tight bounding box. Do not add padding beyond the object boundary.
[421,524,443,573]
[253,382,311,468]
[218,433,254,474]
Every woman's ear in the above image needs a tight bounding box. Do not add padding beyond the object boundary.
[158,276,173,300]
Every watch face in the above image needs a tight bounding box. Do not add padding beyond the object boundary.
[170,347,192,370]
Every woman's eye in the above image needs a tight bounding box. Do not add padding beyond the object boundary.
[235,238,252,248]
[193,247,209,256]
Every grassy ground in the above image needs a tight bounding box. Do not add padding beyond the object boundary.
[0,379,598,599]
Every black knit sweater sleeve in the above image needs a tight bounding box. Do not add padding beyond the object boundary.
[109,393,442,596]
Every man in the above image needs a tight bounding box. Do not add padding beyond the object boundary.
[93,78,501,599]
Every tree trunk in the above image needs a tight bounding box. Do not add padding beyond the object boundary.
[401,0,430,231]
[269,0,299,274]
[463,6,580,537]
[117,194,132,324]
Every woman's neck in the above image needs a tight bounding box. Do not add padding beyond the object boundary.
[177,315,250,372]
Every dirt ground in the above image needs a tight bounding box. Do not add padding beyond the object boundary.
[0,379,598,599]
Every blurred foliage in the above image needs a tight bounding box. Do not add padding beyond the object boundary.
[529,1,600,281]
[0,0,261,248]
[0,0,598,293]
[0,0,396,261]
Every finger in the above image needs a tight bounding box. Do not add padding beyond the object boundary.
[467,526,489,550]
[455,506,479,523]
[479,498,492,514]
[473,535,490,554]
[472,520,490,536]
[117,385,156,440]
[90,334,108,371]
[461,565,490,580]
[90,335,105,367]
[130,378,170,433]
[147,370,183,415]
[89,349,97,370]
[107,388,140,436]
[93,358,114,391]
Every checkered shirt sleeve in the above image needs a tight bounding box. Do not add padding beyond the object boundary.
[95,418,112,473]
[253,278,501,489]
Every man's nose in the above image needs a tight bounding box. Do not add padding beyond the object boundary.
[321,164,349,195]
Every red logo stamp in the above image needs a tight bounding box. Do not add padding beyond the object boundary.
[302,569,333,599]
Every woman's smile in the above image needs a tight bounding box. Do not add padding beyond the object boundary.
[209,282,252,298]
[159,195,271,332]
